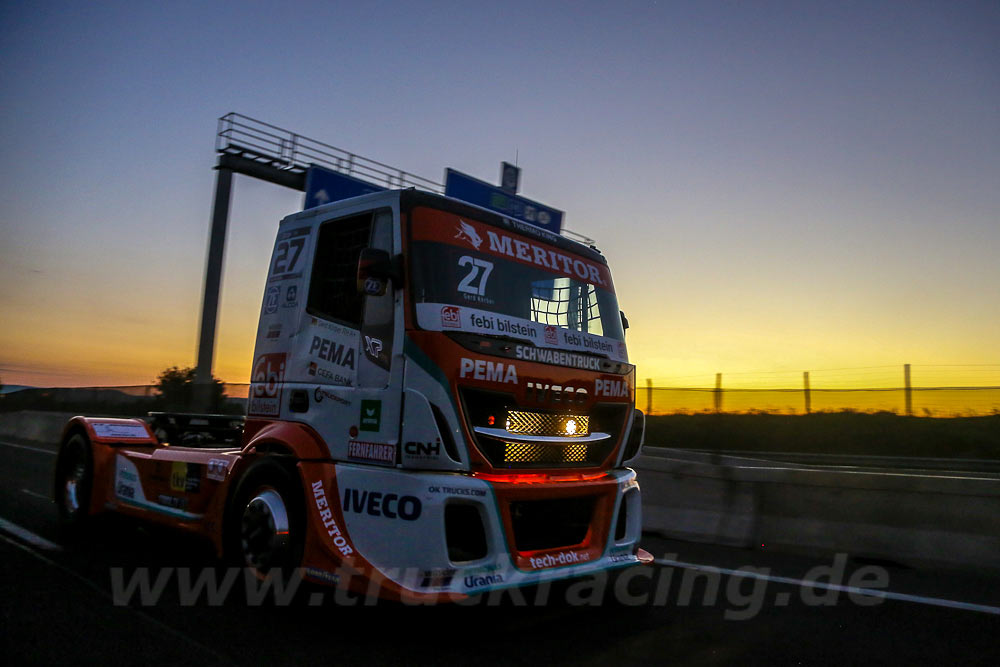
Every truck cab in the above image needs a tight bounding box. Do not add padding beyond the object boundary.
[247,188,647,596]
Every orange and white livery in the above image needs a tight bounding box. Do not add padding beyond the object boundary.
[55,189,650,602]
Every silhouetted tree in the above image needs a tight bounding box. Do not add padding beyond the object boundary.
[154,366,226,412]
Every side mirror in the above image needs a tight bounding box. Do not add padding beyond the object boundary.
[620,310,630,331]
[357,248,397,297]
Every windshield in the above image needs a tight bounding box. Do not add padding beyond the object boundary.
[409,209,626,360]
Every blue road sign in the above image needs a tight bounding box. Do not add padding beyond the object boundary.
[444,169,563,234]
[304,165,386,209]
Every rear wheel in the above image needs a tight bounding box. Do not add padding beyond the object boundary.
[54,433,93,531]
[226,459,305,576]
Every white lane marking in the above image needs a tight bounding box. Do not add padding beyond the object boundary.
[0,440,57,456]
[0,516,63,552]
[654,558,1000,616]
[21,488,50,501]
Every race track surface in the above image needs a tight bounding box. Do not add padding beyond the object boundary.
[2,437,998,666]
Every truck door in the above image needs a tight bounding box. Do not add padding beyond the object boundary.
[288,207,401,466]
[352,208,403,465]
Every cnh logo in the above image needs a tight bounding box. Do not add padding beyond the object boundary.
[405,441,441,457]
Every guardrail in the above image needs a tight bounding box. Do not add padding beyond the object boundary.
[647,447,1000,475]
[635,449,1000,572]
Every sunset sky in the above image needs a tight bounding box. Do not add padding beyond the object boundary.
[1,1,997,390]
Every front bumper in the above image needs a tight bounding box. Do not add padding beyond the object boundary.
[298,462,645,600]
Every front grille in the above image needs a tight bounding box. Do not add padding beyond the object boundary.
[510,497,596,551]
[505,411,589,437]
[503,441,589,464]
[459,387,628,469]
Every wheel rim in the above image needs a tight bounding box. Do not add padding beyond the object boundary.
[240,489,291,571]
[63,454,86,516]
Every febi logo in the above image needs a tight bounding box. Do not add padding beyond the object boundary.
[342,488,422,521]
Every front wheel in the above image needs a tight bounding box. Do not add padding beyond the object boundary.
[225,459,305,577]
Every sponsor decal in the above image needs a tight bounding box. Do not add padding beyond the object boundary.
[157,494,188,510]
[311,480,354,557]
[283,284,298,308]
[468,312,536,339]
[347,440,396,465]
[417,303,628,364]
[362,276,383,296]
[305,567,340,585]
[441,305,461,328]
[609,552,636,564]
[562,330,614,354]
[314,386,351,406]
[268,226,310,282]
[309,336,356,370]
[363,335,383,358]
[250,353,286,416]
[307,362,352,386]
[514,345,602,371]
[115,457,140,499]
[426,485,487,498]
[464,573,504,589]
[264,286,280,314]
[404,440,441,460]
[169,461,200,493]
[265,323,282,340]
[459,357,518,384]
[527,549,591,570]
[455,220,483,250]
[419,569,456,589]
[206,458,229,482]
[310,316,356,337]
[93,423,149,439]
[342,488,422,521]
[484,229,606,286]
[594,378,630,398]
[524,380,588,405]
[360,400,382,432]
[457,256,494,305]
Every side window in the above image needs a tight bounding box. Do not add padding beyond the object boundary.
[307,213,373,327]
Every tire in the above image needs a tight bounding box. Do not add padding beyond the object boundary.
[54,432,94,531]
[225,458,305,577]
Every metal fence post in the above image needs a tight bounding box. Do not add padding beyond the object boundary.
[714,373,723,413]
[804,371,811,414]
[904,364,912,416]
[646,378,652,415]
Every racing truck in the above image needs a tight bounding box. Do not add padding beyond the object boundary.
[54,188,650,601]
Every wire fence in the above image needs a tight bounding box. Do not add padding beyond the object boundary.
[640,364,1000,416]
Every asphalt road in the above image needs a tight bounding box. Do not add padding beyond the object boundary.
[2,435,999,666]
